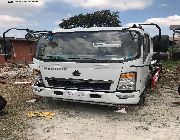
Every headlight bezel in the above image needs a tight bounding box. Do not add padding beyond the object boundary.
[116,72,137,92]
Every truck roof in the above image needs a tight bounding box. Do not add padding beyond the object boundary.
[53,27,144,33]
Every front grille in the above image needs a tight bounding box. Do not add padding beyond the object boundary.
[45,77,112,90]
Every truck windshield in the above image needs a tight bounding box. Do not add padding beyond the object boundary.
[35,30,142,62]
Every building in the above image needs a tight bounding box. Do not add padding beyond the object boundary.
[0,37,37,63]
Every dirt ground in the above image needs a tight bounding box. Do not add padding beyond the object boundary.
[26,89,180,140]
[0,61,180,140]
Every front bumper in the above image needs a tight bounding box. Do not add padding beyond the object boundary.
[33,86,141,105]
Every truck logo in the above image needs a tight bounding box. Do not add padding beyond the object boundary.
[72,70,81,76]
[44,67,67,70]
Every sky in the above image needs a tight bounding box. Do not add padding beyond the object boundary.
[0,0,180,38]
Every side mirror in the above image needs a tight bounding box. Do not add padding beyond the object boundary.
[25,32,34,40]
[2,39,13,59]
[153,35,169,52]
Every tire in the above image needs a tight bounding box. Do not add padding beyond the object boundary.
[0,96,7,111]
[178,85,180,95]
[137,89,147,106]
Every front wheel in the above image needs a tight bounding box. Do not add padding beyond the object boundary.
[137,90,146,106]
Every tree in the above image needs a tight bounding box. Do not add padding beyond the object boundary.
[59,10,121,29]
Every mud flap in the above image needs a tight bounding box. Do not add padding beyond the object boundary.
[151,67,161,89]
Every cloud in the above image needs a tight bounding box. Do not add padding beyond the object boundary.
[125,15,180,36]
[54,20,62,25]
[0,15,26,27]
[0,0,48,15]
[5,30,28,38]
[52,27,62,32]
[159,4,167,7]
[145,15,180,26]
[0,14,39,28]
[62,0,153,10]
[0,14,39,38]
[126,15,180,27]
[54,13,73,25]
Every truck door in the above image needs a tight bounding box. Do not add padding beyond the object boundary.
[142,34,151,90]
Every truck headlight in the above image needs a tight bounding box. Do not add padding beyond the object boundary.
[33,69,45,87]
[117,72,136,91]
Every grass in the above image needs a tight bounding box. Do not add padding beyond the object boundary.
[161,60,180,70]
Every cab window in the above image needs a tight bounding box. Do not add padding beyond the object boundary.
[143,34,150,62]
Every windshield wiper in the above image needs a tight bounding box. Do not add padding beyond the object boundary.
[67,57,99,62]
[68,57,123,63]
[45,56,67,62]
[67,57,97,60]
[80,57,96,60]
[67,57,81,60]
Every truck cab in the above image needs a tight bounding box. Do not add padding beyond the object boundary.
[30,26,169,106]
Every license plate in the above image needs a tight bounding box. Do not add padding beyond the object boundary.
[75,92,85,98]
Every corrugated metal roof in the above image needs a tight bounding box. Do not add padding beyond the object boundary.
[0,37,36,42]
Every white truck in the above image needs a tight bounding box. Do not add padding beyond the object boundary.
[1,24,169,106]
